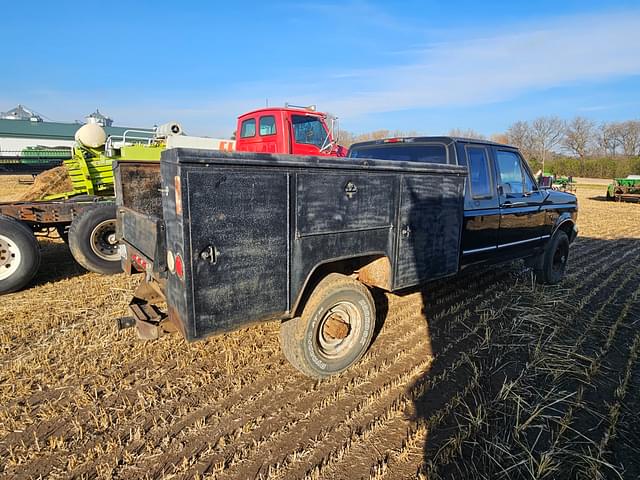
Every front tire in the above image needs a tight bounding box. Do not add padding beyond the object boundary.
[535,231,570,285]
[279,273,376,379]
[0,215,41,294]
[68,204,122,274]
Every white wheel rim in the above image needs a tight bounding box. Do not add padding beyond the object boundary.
[89,219,119,262]
[317,301,363,360]
[0,233,22,281]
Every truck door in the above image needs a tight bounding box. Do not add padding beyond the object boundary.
[289,114,331,155]
[459,145,500,264]
[494,149,547,254]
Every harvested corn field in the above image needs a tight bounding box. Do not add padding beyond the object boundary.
[1,186,639,479]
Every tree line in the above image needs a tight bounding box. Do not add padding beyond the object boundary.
[339,117,640,179]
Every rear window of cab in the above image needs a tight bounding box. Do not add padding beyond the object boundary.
[348,144,447,164]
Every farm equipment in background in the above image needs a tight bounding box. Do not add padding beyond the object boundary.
[606,176,640,202]
[0,104,345,294]
[538,172,576,193]
[0,146,71,175]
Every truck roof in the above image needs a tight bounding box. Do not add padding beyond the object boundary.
[349,136,516,150]
[238,107,326,119]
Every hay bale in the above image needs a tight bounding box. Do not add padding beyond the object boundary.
[17,166,74,201]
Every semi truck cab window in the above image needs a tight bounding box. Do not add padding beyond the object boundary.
[259,116,276,136]
[292,115,328,148]
[240,118,256,138]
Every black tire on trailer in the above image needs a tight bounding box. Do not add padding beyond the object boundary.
[279,273,376,379]
[68,204,122,274]
[0,215,41,294]
[535,230,570,285]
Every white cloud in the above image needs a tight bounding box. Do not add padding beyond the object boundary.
[306,10,640,118]
[4,8,639,134]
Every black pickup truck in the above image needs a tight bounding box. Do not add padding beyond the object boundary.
[115,137,577,378]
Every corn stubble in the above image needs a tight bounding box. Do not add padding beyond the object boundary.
[1,184,639,479]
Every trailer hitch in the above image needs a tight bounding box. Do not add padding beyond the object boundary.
[117,280,173,340]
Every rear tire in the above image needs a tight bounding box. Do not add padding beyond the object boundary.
[535,231,570,285]
[68,204,122,274]
[279,273,376,378]
[0,215,41,294]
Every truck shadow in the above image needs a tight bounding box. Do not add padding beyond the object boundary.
[30,238,85,287]
[402,236,639,479]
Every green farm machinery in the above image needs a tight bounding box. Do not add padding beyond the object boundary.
[538,172,576,193]
[0,123,170,294]
[606,176,640,202]
[0,120,239,294]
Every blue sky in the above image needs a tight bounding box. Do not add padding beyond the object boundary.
[2,0,640,137]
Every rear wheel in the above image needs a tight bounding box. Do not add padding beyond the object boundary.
[279,273,376,378]
[68,204,122,274]
[535,231,569,285]
[0,215,41,294]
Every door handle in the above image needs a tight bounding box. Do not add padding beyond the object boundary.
[501,201,527,208]
[200,245,217,264]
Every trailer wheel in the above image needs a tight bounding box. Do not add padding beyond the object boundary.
[535,231,569,285]
[68,204,122,274]
[0,215,41,294]
[279,273,376,379]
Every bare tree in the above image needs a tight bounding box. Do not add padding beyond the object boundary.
[596,122,620,156]
[506,121,534,159]
[530,117,566,172]
[562,117,594,174]
[619,120,640,156]
[562,116,594,158]
[448,128,486,140]
[490,133,509,144]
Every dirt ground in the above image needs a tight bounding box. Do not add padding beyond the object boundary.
[0,178,639,479]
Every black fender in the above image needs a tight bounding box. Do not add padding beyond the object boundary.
[551,213,578,243]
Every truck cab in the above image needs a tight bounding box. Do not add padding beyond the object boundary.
[235,106,345,156]
[348,137,578,272]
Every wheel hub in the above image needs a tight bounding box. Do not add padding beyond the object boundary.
[90,220,119,262]
[323,314,351,340]
[0,234,21,281]
[317,302,362,360]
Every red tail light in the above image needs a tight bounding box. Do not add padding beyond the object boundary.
[174,253,184,280]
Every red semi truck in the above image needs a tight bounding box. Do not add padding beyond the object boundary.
[232,105,346,156]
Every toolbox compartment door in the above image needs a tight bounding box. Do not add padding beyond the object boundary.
[118,208,162,261]
[184,167,289,337]
[394,174,465,289]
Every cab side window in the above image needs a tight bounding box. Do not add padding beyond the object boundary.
[466,147,492,199]
[496,150,525,194]
[240,118,256,138]
[259,115,276,136]
[292,115,328,148]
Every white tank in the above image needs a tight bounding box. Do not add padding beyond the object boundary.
[75,123,107,148]
[156,121,183,137]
